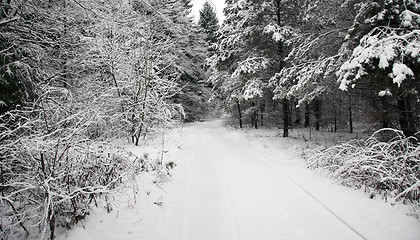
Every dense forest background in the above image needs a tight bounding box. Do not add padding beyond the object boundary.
[209,0,419,138]
[0,0,419,239]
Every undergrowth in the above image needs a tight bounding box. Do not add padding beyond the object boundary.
[0,107,173,239]
[306,128,420,217]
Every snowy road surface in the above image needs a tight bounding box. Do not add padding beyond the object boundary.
[60,121,420,240]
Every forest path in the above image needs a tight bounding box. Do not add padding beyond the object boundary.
[158,121,420,240]
[59,121,420,240]
[171,121,365,240]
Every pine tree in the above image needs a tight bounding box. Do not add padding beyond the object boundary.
[198,1,219,44]
[148,0,210,122]
[208,0,304,135]
[337,0,420,136]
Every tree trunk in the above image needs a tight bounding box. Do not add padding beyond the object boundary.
[398,93,415,136]
[380,96,391,128]
[260,102,265,127]
[314,99,321,131]
[282,98,289,137]
[339,97,342,131]
[253,102,258,129]
[304,102,310,128]
[295,100,301,127]
[348,95,353,133]
[333,100,337,132]
[237,100,243,129]
[133,34,152,146]
[49,208,56,240]
[334,114,337,132]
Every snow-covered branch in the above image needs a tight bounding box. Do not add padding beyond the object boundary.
[338,27,420,91]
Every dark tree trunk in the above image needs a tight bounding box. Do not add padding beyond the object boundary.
[333,100,337,132]
[334,115,337,132]
[260,102,265,127]
[295,100,301,127]
[282,98,289,137]
[251,102,258,129]
[304,102,310,128]
[314,99,321,131]
[348,95,353,133]
[237,100,243,129]
[380,96,391,128]
[398,93,415,136]
[48,205,55,240]
[339,97,342,131]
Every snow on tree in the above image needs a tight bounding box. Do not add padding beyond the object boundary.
[337,0,420,136]
[338,28,419,91]
[0,1,138,238]
[199,0,219,44]
[269,0,352,105]
[0,0,208,238]
[209,0,304,135]
[141,0,210,123]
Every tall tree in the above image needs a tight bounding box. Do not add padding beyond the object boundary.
[337,0,420,136]
[209,0,303,135]
[199,0,219,44]
[162,0,212,121]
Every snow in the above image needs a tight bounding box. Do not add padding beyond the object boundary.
[243,79,263,100]
[57,121,420,240]
[378,89,392,97]
[401,10,420,28]
[263,24,296,43]
[337,27,420,91]
[390,62,414,87]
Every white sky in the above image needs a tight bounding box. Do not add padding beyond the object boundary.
[190,0,226,24]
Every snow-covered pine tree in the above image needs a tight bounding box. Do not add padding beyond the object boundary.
[209,0,303,135]
[146,0,210,122]
[337,0,420,136]
[269,0,356,132]
[199,1,219,44]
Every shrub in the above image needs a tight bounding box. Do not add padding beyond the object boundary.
[307,129,420,213]
[0,104,134,239]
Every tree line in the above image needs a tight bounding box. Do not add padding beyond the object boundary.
[208,0,419,137]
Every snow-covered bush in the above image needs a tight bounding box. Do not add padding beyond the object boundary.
[307,129,420,211]
[0,90,137,239]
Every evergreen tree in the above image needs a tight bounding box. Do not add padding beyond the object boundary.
[337,0,420,136]
[209,0,304,135]
[269,0,356,132]
[148,0,210,122]
[199,1,219,44]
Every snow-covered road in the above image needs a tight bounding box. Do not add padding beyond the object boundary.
[179,122,366,240]
[59,121,420,240]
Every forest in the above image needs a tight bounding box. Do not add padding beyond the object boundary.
[210,0,419,138]
[0,0,419,239]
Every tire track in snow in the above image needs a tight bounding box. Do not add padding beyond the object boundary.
[243,143,369,240]
[180,129,198,240]
[217,135,303,240]
[217,128,368,240]
[180,126,240,240]
[214,158,243,240]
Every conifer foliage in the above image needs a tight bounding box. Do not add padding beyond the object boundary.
[209,0,419,136]
[199,1,219,44]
